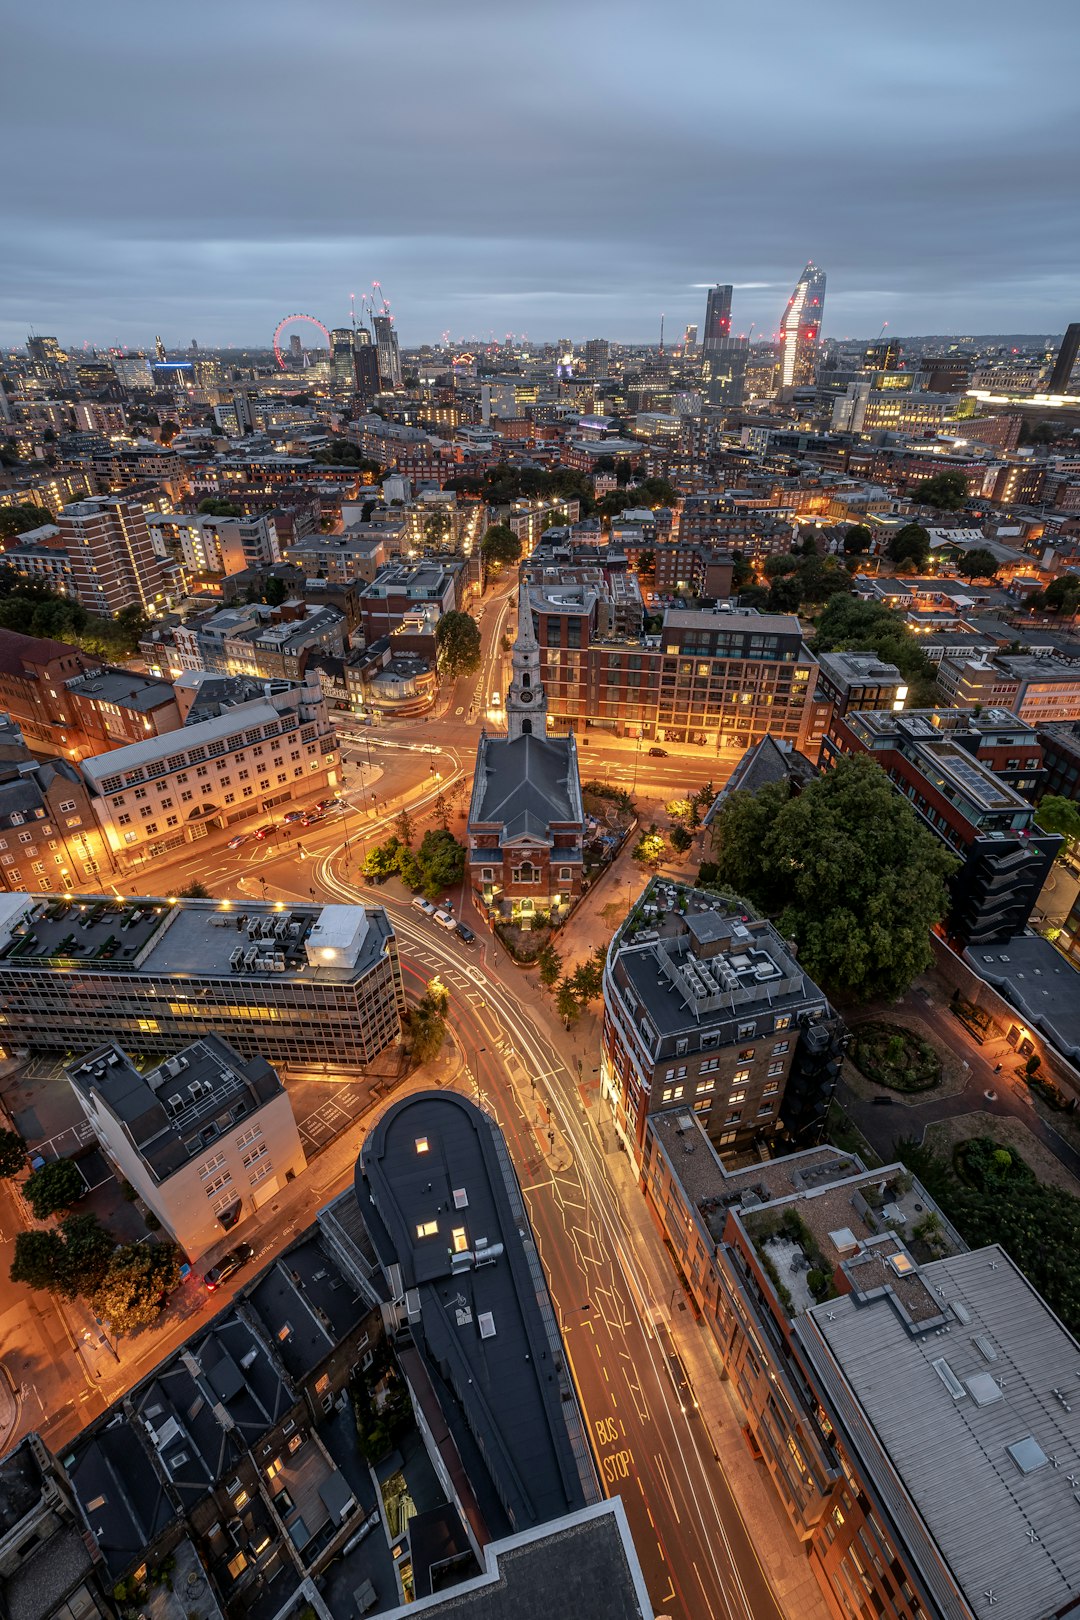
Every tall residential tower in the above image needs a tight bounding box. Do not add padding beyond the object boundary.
[701,284,733,355]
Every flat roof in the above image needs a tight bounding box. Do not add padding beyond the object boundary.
[0,895,394,987]
[357,1092,597,1533]
[798,1247,1080,1620]
[965,934,1080,1062]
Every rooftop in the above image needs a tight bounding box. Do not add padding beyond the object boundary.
[357,1092,598,1534]
[798,1247,1080,1620]
[470,731,584,842]
[64,668,177,712]
[66,1034,282,1183]
[965,934,1080,1062]
[0,894,394,985]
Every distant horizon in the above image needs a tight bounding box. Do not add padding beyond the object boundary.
[4,327,1070,358]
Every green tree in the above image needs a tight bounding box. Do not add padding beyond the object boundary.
[394,807,415,848]
[10,1230,67,1292]
[1035,574,1080,618]
[764,554,800,579]
[537,943,562,989]
[159,420,179,444]
[711,755,957,1001]
[912,471,969,511]
[90,1242,181,1335]
[632,828,668,870]
[1035,795,1080,847]
[24,1158,85,1220]
[811,592,939,702]
[56,1212,116,1297]
[407,982,449,1064]
[196,497,242,517]
[843,524,873,554]
[263,575,288,607]
[738,585,771,611]
[416,828,466,899]
[555,981,582,1027]
[421,506,453,551]
[730,552,755,592]
[954,548,1000,581]
[670,824,693,853]
[362,836,403,879]
[666,798,694,824]
[0,1128,26,1179]
[569,946,607,1005]
[886,523,932,571]
[0,504,54,540]
[479,523,523,572]
[168,880,210,899]
[435,611,482,677]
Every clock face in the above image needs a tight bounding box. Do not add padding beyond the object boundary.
[520,690,533,703]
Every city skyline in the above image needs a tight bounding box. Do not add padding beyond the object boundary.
[3,0,1078,348]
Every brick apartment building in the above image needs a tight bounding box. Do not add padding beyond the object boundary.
[530,591,828,752]
[601,881,844,1162]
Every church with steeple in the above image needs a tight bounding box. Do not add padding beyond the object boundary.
[466,579,585,923]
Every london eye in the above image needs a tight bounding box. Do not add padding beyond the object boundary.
[273,313,331,370]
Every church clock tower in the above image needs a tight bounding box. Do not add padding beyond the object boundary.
[505,577,548,742]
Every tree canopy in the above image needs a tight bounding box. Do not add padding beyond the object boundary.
[312,440,380,473]
[23,1157,86,1220]
[0,1128,26,1179]
[1035,795,1080,846]
[767,554,854,612]
[1033,573,1080,618]
[953,547,1000,581]
[886,523,931,571]
[90,1241,182,1334]
[446,463,596,513]
[0,503,54,540]
[197,496,242,517]
[710,755,958,1001]
[435,610,482,677]
[479,524,523,570]
[407,981,449,1065]
[911,471,969,511]
[811,592,940,703]
[843,524,873,554]
[363,828,465,899]
[0,568,147,659]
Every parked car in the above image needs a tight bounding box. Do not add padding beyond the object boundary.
[226,835,247,849]
[300,810,324,827]
[434,908,456,930]
[252,825,275,841]
[283,809,305,824]
[411,896,436,915]
[204,1242,254,1291]
[455,922,476,945]
[648,746,668,757]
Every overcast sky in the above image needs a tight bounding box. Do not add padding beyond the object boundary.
[3,0,1078,351]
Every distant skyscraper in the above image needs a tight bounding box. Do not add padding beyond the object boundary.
[353,339,380,403]
[778,262,826,389]
[154,334,167,362]
[373,315,402,389]
[702,286,733,355]
[683,323,698,353]
[330,327,357,397]
[584,338,610,377]
[702,336,749,409]
[1048,323,1080,393]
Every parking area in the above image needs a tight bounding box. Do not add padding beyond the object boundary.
[287,1073,402,1157]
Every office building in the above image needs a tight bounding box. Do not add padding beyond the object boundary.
[0,893,405,1066]
[778,261,827,390]
[1038,719,1080,802]
[823,708,1060,944]
[641,1110,1072,1620]
[467,581,584,921]
[1048,322,1080,393]
[701,284,733,355]
[372,315,403,390]
[330,326,357,397]
[701,335,748,408]
[602,880,844,1161]
[862,337,901,371]
[67,1033,305,1257]
[583,338,610,377]
[683,322,698,352]
[78,672,336,868]
[356,1090,600,1534]
[55,497,170,615]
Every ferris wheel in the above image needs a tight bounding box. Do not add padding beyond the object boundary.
[273,313,331,370]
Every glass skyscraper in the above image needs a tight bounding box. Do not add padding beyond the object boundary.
[702,284,733,354]
[778,261,826,388]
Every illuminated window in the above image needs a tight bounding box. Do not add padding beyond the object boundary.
[415,1137,429,1154]
[416,1220,438,1238]
[452,1227,468,1253]
[265,1458,282,1480]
